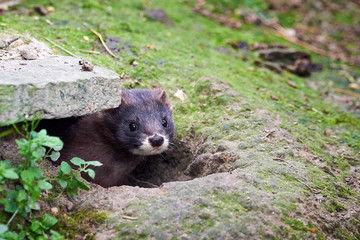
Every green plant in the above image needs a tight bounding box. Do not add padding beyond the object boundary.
[0,117,102,239]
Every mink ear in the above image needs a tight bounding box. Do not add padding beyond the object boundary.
[120,90,128,105]
[158,90,172,112]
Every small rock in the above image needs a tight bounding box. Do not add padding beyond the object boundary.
[230,40,248,50]
[81,61,94,72]
[20,48,38,60]
[66,202,74,211]
[284,28,296,37]
[130,60,139,66]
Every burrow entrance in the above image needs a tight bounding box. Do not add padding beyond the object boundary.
[35,117,234,188]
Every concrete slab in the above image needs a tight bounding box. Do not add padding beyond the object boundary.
[0,56,122,124]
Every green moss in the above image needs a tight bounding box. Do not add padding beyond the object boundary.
[0,85,14,114]
[272,217,325,240]
[335,228,354,240]
[283,217,307,231]
[324,198,346,213]
[52,208,107,239]
[349,216,360,239]
[277,13,297,28]
[211,191,247,215]
[272,202,297,217]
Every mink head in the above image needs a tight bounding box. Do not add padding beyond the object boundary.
[105,89,175,156]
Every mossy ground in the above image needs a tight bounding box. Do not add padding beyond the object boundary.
[52,208,107,239]
[1,0,360,239]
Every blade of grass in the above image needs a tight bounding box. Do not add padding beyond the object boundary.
[83,22,121,60]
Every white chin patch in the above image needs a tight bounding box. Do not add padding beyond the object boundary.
[130,135,169,156]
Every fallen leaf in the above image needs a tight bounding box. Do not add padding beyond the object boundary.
[174,89,186,102]
[323,108,330,114]
[271,95,279,101]
[324,130,331,137]
[47,6,55,12]
[147,45,155,49]
[349,83,359,90]
[45,19,53,25]
[83,36,89,41]
[287,80,297,88]
[309,228,317,233]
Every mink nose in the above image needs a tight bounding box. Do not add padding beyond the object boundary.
[149,136,164,147]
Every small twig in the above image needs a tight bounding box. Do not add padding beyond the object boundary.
[293,176,319,193]
[79,49,101,54]
[122,215,138,220]
[273,158,288,163]
[265,130,276,138]
[332,88,360,98]
[83,22,120,59]
[43,37,79,58]
[0,37,19,49]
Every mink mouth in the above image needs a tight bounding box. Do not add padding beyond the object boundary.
[130,134,169,156]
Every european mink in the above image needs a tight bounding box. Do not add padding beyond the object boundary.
[58,89,175,187]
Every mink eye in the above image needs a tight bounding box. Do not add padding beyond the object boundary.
[129,122,139,131]
[161,119,168,128]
